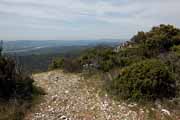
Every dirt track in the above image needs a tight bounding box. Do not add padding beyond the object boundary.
[25,70,178,120]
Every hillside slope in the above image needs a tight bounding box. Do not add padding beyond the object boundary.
[25,70,178,120]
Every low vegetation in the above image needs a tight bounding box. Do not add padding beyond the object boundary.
[109,59,176,101]
[50,24,180,102]
[49,57,82,73]
[0,47,44,120]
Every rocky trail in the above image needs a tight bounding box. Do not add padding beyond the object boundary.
[25,70,179,120]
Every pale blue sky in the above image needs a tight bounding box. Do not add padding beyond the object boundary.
[0,0,180,40]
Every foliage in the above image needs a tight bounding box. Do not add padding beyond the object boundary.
[158,51,180,96]
[109,59,176,101]
[0,57,16,99]
[48,24,180,102]
[49,57,82,73]
[0,47,41,100]
[78,24,180,72]
[131,31,147,44]
[0,48,44,120]
[171,45,180,56]
[0,56,35,100]
[49,46,117,72]
[115,47,146,67]
[63,58,82,73]
[49,57,64,70]
[79,47,116,72]
[131,24,180,57]
[78,46,146,72]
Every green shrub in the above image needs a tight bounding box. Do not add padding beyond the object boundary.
[109,59,176,101]
[49,57,64,70]
[130,24,180,57]
[63,58,82,73]
[171,45,180,56]
[158,52,180,97]
[80,47,119,72]
[172,34,180,45]
[78,46,145,72]
[49,57,82,73]
[0,57,16,99]
[115,47,146,66]
[15,74,34,99]
[0,56,34,100]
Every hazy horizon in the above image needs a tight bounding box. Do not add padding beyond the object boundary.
[2,38,126,41]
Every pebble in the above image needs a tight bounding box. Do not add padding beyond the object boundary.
[25,70,175,120]
[161,109,171,116]
[65,90,69,94]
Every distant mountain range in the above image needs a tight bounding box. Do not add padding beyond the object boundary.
[3,39,125,55]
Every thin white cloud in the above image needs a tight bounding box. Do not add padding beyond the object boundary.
[0,0,180,40]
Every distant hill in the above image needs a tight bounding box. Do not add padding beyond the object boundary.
[2,39,125,72]
[3,39,124,55]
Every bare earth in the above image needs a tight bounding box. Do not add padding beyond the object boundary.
[25,70,179,120]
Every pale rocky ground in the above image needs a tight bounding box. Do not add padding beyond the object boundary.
[25,70,179,120]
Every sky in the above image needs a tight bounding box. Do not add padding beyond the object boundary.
[0,0,180,40]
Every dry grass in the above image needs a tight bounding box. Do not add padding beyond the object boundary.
[0,86,45,120]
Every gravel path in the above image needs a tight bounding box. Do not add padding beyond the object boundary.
[24,70,177,120]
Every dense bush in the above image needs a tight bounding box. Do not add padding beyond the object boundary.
[49,57,64,70]
[49,57,82,73]
[63,58,82,73]
[49,45,148,72]
[115,47,146,66]
[79,47,119,72]
[15,74,34,99]
[49,46,117,72]
[131,24,180,57]
[171,45,180,56]
[0,56,34,100]
[0,57,16,99]
[77,24,180,72]
[158,51,180,96]
[109,59,176,101]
